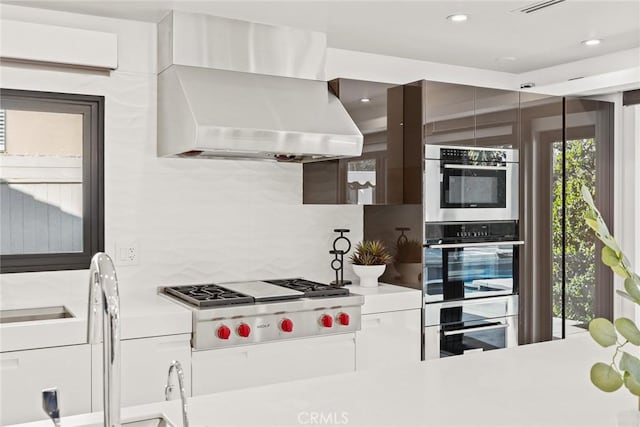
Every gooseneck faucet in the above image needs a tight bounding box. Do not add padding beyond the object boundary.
[165,360,189,427]
[88,252,121,427]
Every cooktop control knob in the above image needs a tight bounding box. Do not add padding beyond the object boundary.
[237,323,251,338]
[217,325,231,340]
[337,312,350,326]
[320,314,333,328]
[281,318,294,333]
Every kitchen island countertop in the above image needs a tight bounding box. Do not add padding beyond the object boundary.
[10,334,634,427]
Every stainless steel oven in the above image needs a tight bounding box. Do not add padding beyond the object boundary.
[422,221,521,359]
[424,145,519,222]
[424,295,518,359]
[424,221,522,303]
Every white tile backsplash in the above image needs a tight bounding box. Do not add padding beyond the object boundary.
[0,7,363,303]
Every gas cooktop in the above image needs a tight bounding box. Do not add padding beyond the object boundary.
[163,278,349,309]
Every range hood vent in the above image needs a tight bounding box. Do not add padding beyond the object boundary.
[157,11,363,162]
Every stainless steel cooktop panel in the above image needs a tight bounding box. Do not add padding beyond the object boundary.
[221,281,304,302]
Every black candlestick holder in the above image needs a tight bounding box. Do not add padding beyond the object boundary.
[330,229,352,286]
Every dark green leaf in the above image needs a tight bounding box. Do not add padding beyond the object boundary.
[589,318,617,347]
[591,362,623,392]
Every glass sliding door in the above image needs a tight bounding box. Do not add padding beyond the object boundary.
[551,135,600,338]
[520,95,614,344]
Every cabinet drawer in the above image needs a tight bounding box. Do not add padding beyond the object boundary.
[1,345,91,425]
[356,309,421,370]
[192,333,355,395]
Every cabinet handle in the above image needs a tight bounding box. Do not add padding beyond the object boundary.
[427,240,524,249]
[1,358,19,369]
[443,323,508,336]
[443,164,508,171]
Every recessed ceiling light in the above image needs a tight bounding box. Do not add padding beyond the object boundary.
[496,56,517,62]
[582,39,601,46]
[447,14,468,22]
[360,97,371,103]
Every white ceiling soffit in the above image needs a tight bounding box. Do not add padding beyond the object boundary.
[3,0,639,75]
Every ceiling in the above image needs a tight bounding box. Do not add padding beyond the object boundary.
[3,0,639,73]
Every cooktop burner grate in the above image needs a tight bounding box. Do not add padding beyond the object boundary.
[164,284,254,308]
[264,278,349,298]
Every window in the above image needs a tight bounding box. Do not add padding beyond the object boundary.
[0,89,104,273]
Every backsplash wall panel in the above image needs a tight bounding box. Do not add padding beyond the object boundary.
[0,8,363,303]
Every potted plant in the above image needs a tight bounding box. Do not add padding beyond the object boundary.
[350,240,393,288]
[395,238,422,286]
[582,186,640,411]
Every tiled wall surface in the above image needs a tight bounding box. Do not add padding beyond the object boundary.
[0,5,363,302]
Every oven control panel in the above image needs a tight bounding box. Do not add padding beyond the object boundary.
[425,221,519,244]
[192,307,361,351]
[440,148,507,164]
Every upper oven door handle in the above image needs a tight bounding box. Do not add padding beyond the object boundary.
[426,240,525,249]
[443,164,508,171]
[442,322,509,336]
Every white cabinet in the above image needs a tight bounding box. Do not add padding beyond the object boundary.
[192,334,355,396]
[348,283,422,370]
[91,334,191,410]
[356,309,421,370]
[0,344,91,425]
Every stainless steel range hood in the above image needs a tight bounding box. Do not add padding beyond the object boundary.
[157,11,363,162]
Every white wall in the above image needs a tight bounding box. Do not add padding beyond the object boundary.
[0,5,362,302]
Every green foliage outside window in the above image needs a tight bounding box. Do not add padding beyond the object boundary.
[552,138,597,325]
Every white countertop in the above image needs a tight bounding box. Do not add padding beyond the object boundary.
[0,293,191,352]
[12,334,632,427]
[347,282,422,314]
[0,282,418,352]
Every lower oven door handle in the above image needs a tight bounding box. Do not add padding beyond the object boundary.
[443,164,508,171]
[426,240,525,249]
[442,323,509,336]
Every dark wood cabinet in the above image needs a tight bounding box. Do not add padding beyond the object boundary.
[303,79,410,205]
[424,81,519,149]
[303,79,520,205]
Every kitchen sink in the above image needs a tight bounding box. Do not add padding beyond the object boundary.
[0,306,74,324]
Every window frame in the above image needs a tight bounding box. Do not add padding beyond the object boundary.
[0,89,104,273]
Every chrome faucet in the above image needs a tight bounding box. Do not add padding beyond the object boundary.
[42,388,61,427]
[165,360,189,427]
[88,252,121,427]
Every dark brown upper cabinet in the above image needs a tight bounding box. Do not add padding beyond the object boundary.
[303,79,414,205]
[424,81,520,149]
[303,79,520,205]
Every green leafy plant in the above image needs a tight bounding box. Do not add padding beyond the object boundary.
[349,240,393,266]
[395,239,422,263]
[582,186,640,406]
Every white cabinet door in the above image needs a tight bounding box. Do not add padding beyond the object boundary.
[0,344,91,425]
[356,309,421,370]
[192,333,355,396]
[92,334,191,410]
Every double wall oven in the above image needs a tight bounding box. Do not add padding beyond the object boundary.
[423,145,521,360]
